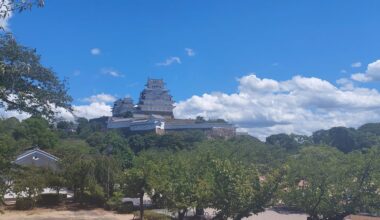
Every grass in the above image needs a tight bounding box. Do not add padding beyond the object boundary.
[133,210,172,220]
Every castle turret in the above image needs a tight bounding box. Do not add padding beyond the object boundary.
[112,97,135,117]
[136,79,174,118]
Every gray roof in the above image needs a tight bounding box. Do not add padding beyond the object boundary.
[14,148,59,170]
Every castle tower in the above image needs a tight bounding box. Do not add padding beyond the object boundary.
[136,79,174,118]
[112,97,135,117]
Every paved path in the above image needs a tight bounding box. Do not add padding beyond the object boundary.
[0,209,134,220]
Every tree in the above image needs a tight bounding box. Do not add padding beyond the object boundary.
[0,0,44,30]
[13,167,45,209]
[63,155,95,205]
[13,117,58,149]
[209,159,262,220]
[282,147,345,220]
[124,150,159,220]
[281,146,380,220]
[266,133,311,152]
[0,134,18,206]
[0,34,72,119]
[148,151,197,220]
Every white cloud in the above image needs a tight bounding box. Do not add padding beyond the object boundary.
[90,48,101,55]
[351,60,380,82]
[82,93,116,103]
[0,0,12,31]
[0,92,115,121]
[157,57,181,66]
[0,109,29,120]
[185,48,195,57]
[174,74,380,140]
[351,62,362,68]
[56,94,115,120]
[72,102,112,119]
[101,68,124,77]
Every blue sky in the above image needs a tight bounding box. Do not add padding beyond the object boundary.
[4,0,380,138]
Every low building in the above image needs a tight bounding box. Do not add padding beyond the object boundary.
[14,148,59,171]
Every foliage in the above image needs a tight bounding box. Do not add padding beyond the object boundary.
[13,117,58,149]
[0,0,44,30]
[209,159,262,220]
[12,167,46,209]
[0,34,72,118]
[281,146,380,219]
[266,133,312,152]
[133,210,172,220]
[105,191,124,211]
[0,134,18,205]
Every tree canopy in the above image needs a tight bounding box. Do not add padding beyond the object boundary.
[0,34,72,119]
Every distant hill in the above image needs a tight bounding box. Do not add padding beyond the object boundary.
[266,122,380,153]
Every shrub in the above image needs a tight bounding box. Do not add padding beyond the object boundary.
[105,191,123,211]
[118,201,134,214]
[37,194,61,206]
[133,210,172,220]
[15,198,34,210]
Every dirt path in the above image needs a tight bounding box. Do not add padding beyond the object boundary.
[0,208,134,220]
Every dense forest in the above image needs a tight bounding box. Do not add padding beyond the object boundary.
[1,116,380,220]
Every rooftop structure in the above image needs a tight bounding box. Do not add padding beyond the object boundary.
[112,97,135,117]
[136,79,174,118]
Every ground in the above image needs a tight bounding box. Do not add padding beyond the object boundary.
[0,208,134,220]
[0,208,307,220]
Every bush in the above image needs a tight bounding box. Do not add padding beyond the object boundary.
[15,198,35,210]
[105,192,123,211]
[118,201,134,214]
[134,210,172,220]
[37,194,61,206]
[83,183,105,206]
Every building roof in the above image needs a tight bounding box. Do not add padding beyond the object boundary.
[15,148,59,163]
[14,148,60,171]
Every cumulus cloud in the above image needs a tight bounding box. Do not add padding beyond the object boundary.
[351,60,380,82]
[55,94,114,120]
[174,74,380,140]
[351,62,362,68]
[157,57,181,66]
[72,102,112,119]
[82,93,116,103]
[185,48,195,57]
[0,0,12,31]
[90,48,101,55]
[0,92,115,121]
[101,68,124,77]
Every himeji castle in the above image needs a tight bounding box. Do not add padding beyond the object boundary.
[107,78,236,138]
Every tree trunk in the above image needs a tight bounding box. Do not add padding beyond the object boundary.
[195,207,204,216]
[79,186,84,206]
[139,192,144,220]
[178,209,187,220]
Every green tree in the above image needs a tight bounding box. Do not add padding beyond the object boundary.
[13,117,58,149]
[124,150,164,219]
[13,167,45,209]
[0,34,72,118]
[281,146,380,220]
[0,134,18,206]
[209,159,262,220]
[63,155,95,205]
[148,151,197,220]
